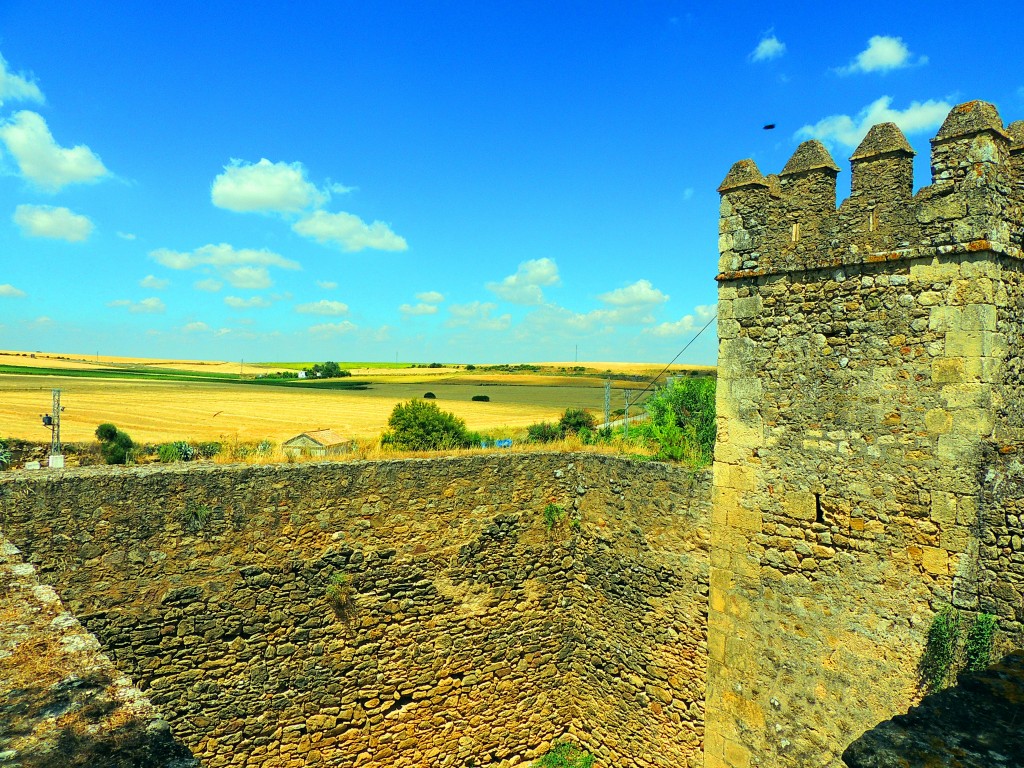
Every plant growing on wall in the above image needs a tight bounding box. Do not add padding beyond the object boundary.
[965,612,998,672]
[543,503,567,531]
[326,572,356,621]
[534,742,594,768]
[919,607,1000,691]
[182,502,212,533]
[95,423,135,465]
[0,439,10,470]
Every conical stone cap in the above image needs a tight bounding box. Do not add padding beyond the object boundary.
[781,140,840,176]
[934,100,1006,141]
[851,122,915,161]
[718,159,768,193]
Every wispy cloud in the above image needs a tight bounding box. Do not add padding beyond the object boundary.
[317,280,338,290]
[838,36,926,75]
[140,275,169,290]
[796,95,950,149]
[108,297,166,314]
[416,290,444,304]
[151,243,299,271]
[194,278,223,292]
[0,53,44,107]
[293,210,407,252]
[446,301,511,331]
[117,231,137,241]
[645,304,717,337]
[12,204,94,241]
[309,321,358,335]
[0,111,108,191]
[0,283,27,298]
[400,302,439,317]
[224,295,272,309]
[295,299,349,316]
[212,158,328,213]
[751,33,785,62]
[182,321,211,333]
[487,258,560,305]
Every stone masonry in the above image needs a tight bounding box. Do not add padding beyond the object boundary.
[710,101,1024,768]
[0,453,710,767]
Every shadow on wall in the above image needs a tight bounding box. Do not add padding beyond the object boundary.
[842,651,1024,767]
[0,671,198,768]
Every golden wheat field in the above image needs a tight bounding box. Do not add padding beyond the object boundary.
[0,350,712,446]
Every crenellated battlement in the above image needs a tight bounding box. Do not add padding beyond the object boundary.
[717,100,1024,279]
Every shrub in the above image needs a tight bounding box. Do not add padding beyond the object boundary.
[197,441,222,458]
[0,439,10,470]
[423,392,436,399]
[465,364,476,371]
[558,408,596,435]
[920,607,962,692]
[95,423,134,465]
[526,422,561,443]
[471,394,490,402]
[543,503,567,530]
[182,502,212,532]
[381,399,471,451]
[158,443,181,463]
[534,742,594,768]
[643,376,717,464]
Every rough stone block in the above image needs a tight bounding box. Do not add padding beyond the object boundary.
[929,306,963,333]
[961,303,997,331]
[784,491,817,522]
[911,260,962,282]
[921,546,949,575]
[931,492,957,525]
[924,408,953,434]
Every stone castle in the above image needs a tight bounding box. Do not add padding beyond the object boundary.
[1,100,1023,768]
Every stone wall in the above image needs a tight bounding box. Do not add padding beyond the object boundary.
[0,453,711,768]
[710,101,1024,768]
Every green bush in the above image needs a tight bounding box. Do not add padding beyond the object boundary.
[381,399,471,451]
[558,408,596,435]
[0,439,10,470]
[920,607,962,692]
[471,394,490,402]
[642,376,717,464]
[197,441,222,458]
[423,392,436,399]
[534,742,594,768]
[326,572,356,621]
[965,613,998,672]
[526,422,561,443]
[95,423,134,465]
[543,503,567,530]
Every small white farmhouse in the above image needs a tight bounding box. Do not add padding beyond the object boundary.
[282,429,352,458]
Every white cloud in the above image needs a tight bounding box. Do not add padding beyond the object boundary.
[140,275,169,290]
[446,301,511,331]
[597,279,668,308]
[309,321,358,335]
[317,280,338,290]
[223,266,273,290]
[295,299,349,316]
[0,54,44,107]
[12,204,94,242]
[182,321,211,333]
[293,210,407,252]
[400,302,439,317]
[416,290,444,304]
[150,243,299,271]
[645,304,717,337]
[0,283,27,297]
[108,297,165,314]
[211,158,328,213]
[117,231,137,241]
[796,95,950,149]
[225,295,272,309]
[194,278,223,292]
[838,36,925,75]
[751,34,786,62]
[487,258,560,305]
[0,111,108,191]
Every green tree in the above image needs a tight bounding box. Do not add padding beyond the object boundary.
[381,399,470,450]
[558,408,596,435]
[95,423,134,465]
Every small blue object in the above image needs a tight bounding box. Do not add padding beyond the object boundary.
[496,439,513,448]
[480,440,490,448]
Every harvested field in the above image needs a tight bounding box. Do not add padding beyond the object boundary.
[0,351,713,445]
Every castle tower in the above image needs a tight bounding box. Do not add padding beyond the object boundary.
[708,101,1024,768]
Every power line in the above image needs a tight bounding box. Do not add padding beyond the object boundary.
[628,310,719,407]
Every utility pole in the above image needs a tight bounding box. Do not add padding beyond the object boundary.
[45,389,64,468]
[604,379,611,426]
[623,389,633,438]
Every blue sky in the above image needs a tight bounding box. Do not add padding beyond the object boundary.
[1,1,1021,365]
